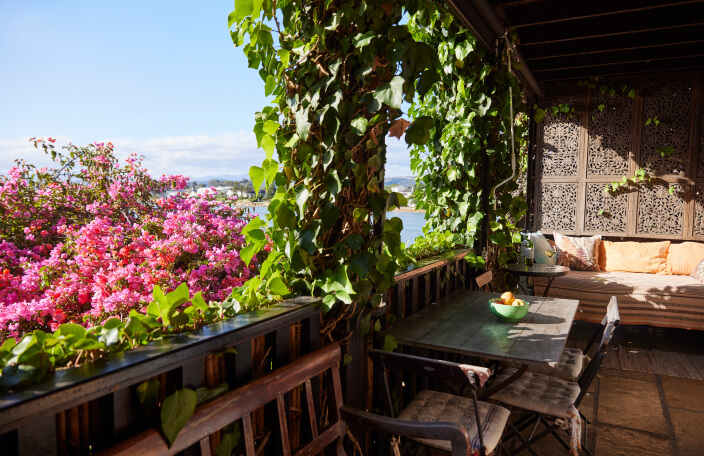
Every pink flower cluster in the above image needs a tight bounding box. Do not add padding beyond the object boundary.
[0,140,263,340]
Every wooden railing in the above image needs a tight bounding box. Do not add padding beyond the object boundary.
[0,250,475,456]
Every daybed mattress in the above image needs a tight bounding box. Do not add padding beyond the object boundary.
[533,271,704,330]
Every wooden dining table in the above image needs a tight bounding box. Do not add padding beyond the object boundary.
[384,289,580,397]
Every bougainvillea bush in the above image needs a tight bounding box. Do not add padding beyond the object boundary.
[0,139,263,341]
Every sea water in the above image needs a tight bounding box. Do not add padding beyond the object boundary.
[242,206,427,245]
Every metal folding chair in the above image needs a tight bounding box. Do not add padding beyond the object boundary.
[487,298,620,455]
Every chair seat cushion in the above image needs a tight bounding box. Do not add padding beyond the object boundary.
[397,389,510,454]
[488,368,581,419]
[502,348,587,382]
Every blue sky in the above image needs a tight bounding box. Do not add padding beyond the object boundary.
[0,1,411,179]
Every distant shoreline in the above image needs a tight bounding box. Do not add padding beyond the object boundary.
[235,202,425,213]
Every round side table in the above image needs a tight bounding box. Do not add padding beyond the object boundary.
[502,264,570,297]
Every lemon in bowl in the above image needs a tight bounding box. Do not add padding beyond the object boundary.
[489,297,530,322]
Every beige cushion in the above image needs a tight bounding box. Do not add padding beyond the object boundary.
[503,348,587,382]
[489,368,581,419]
[397,389,510,454]
[599,240,670,274]
[666,242,704,275]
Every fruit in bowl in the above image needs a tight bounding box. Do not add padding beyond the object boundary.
[489,294,530,321]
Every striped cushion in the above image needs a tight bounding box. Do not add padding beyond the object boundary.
[503,348,587,382]
[666,242,704,275]
[534,271,704,330]
[489,369,581,419]
[397,389,510,454]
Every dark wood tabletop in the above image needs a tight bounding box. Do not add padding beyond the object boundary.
[384,290,579,368]
[503,264,570,278]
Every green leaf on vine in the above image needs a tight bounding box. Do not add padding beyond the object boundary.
[161,388,197,448]
[405,116,434,145]
[374,76,404,109]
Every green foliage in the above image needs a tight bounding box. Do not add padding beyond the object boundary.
[407,8,527,269]
[228,0,440,311]
[161,388,197,447]
[405,230,461,261]
[603,167,652,195]
[0,283,252,388]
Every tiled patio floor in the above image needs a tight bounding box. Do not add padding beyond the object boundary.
[507,323,704,455]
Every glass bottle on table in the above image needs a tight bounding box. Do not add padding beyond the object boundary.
[524,233,534,266]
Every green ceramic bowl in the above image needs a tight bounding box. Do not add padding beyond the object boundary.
[489,298,530,322]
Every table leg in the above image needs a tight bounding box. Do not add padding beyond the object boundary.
[480,364,528,400]
[543,277,555,297]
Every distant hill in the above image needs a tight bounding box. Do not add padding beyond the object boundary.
[190,174,416,188]
[190,173,250,184]
[386,176,416,188]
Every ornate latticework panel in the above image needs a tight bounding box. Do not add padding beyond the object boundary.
[585,184,628,233]
[538,183,577,231]
[540,83,581,177]
[587,87,632,176]
[695,184,704,236]
[641,77,691,176]
[637,183,685,235]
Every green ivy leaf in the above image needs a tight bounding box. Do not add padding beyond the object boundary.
[191,292,208,312]
[261,135,275,160]
[295,187,309,215]
[405,116,434,145]
[350,117,368,135]
[161,388,197,448]
[249,165,265,193]
[56,323,86,341]
[167,283,190,310]
[295,108,312,141]
[267,276,289,295]
[374,76,404,109]
[215,423,241,456]
[383,335,398,352]
[360,312,372,337]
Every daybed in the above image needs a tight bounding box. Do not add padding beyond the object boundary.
[532,238,704,330]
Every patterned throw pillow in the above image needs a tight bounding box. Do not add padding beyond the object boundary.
[554,233,602,272]
[691,258,704,284]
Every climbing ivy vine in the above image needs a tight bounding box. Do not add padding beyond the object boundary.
[407,7,528,269]
[228,0,440,311]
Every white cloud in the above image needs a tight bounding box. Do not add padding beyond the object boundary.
[0,133,261,180]
[0,131,413,180]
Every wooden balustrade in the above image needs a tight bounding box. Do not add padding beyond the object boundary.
[0,250,477,456]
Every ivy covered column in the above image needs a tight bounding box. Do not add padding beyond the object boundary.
[228,1,438,308]
[408,8,528,270]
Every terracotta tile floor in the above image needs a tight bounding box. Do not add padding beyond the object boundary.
[504,322,704,455]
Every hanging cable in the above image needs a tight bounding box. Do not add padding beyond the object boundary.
[491,35,517,210]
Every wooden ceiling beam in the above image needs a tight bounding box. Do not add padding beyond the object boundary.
[516,3,704,45]
[520,25,704,59]
[535,55,704,81]
[528,42,704,72]
[502,0,703,28]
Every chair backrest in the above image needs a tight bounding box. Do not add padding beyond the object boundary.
[367,349,484,398]
[100,344,347,456]
[475,271,494,292]
[575,298,619,406]
[368,348,490,455]
[583,296,620,355]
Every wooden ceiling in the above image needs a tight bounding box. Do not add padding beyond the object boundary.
[490,0,704,82]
